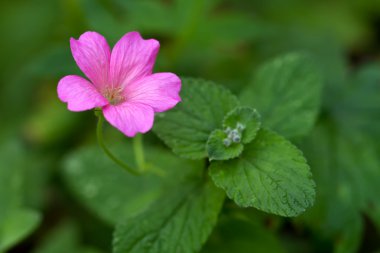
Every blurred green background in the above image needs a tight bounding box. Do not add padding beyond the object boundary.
[0,0,380,252]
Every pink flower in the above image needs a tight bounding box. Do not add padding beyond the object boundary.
[57,31,181,137]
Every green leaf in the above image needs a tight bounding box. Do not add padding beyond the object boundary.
[25,93,83,147]
[240,53,322,138]
[154,78,239,159]
[223,107,261,144]
[63,143,202,225]
[202,216,285,253]
[0,139,42,251]
[368,202,380,234]
[33,221,104,253]
[0,140,47,210]
[206,107,261,161]
[333,63,380,139]
[206,129,244,161]
[0,209,41,252]
[299,122,379,252]
[113,177,225,253]
[335,214,362,253]
[209,128,315,217]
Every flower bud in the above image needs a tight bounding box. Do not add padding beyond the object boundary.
[236,122,245,131]
[232,135,241,143]
[223,138,231,147]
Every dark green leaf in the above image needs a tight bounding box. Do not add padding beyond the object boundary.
[63,143,202,225]
[240,53,322,138]
[113,177,225,253]
[206,129,244,161]
[209,129,315,217]
[0,139,42,251]
[33,221,104,253]
[335,214,362,253]
[154,78,239,159]
[223,107,261,144]
[298,119,380,252]
[333,63,380,139]
[202,216,285,253]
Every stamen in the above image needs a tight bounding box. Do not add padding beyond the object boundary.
[103,87,125,105]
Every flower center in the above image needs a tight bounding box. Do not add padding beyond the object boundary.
[103,87,125,105]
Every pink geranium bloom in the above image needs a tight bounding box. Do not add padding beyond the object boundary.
[57,31,181,137]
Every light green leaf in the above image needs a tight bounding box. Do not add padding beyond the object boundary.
[209,128,315,217]
[113,177,225,253]
[206,129,244,161]
[63,143,202,225]
[154,78,239,159]
[240,53,322,138]
[223,107,261,144]
[0,209,41,252]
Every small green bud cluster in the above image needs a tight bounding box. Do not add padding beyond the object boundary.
[223,122,245,147]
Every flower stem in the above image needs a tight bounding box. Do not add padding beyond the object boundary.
[95,111,140,176]
[133,133,166,176]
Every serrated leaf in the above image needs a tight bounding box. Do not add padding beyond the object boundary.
[206,106,261,161]
[207,129,244,161]
[153,78,239,159]
[209,128,315,217]
[240,53,322,138]
[63,143,202,225]
[223,107,261,144]
[113,177,225,253]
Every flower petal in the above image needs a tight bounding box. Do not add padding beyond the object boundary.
[125,73,181,112]
[102,102,154,137]
[58,75,108,111]
[70,31,111,89]
[109,31,159,89]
